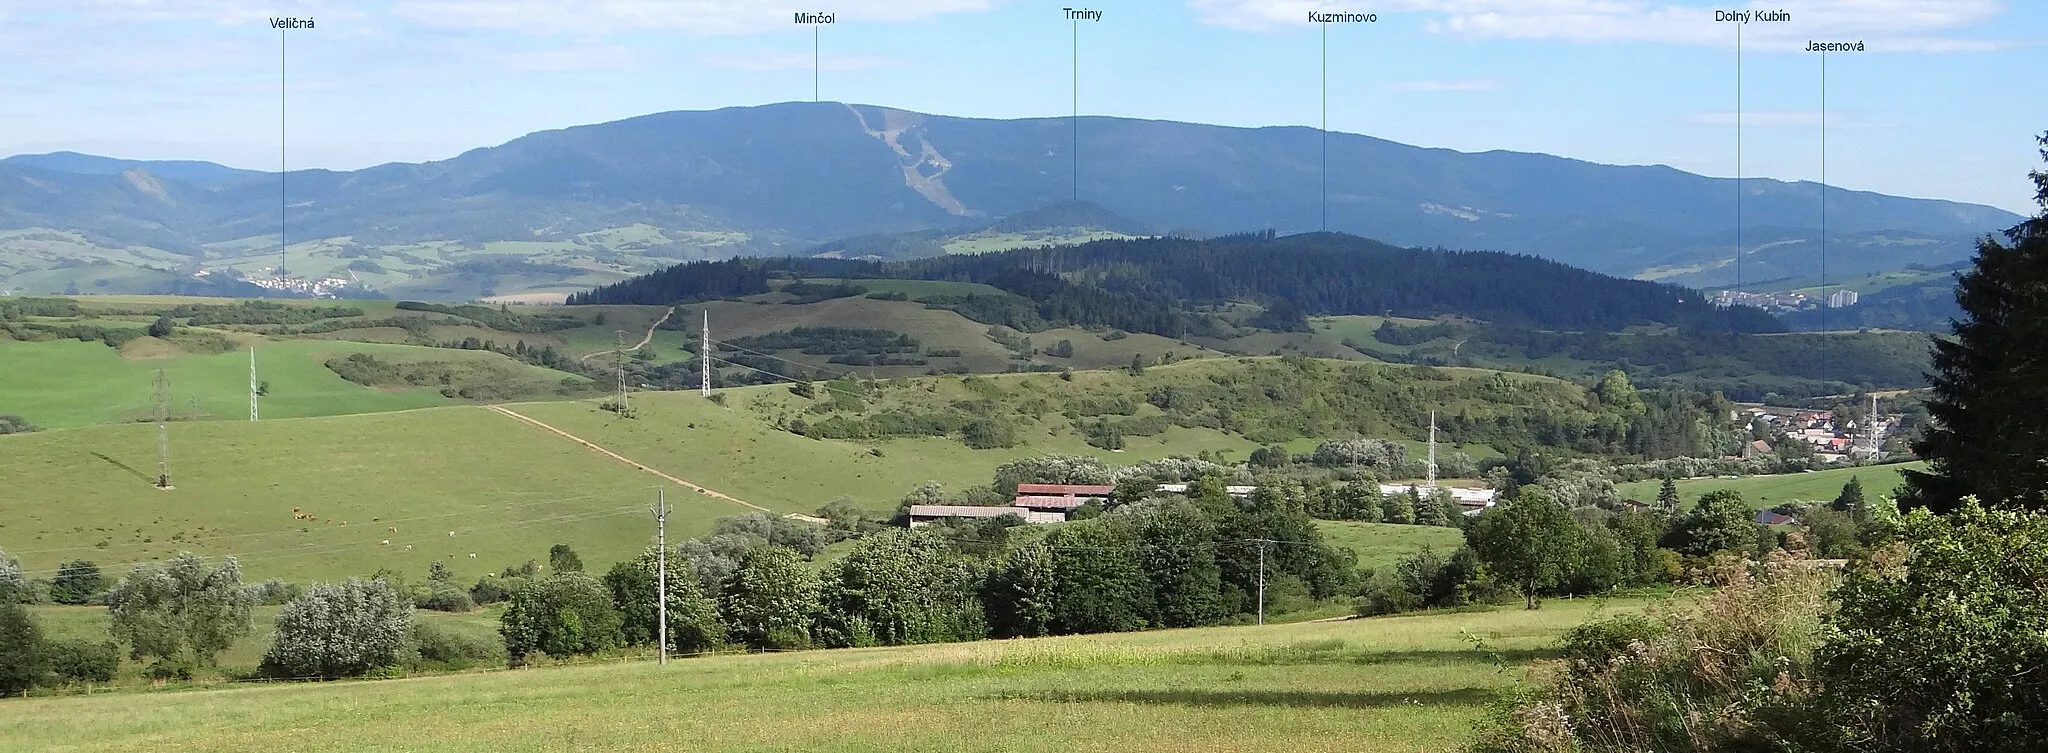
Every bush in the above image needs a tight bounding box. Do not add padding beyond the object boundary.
[468,575,525,605]
[416,586,475,613]
[260,578,415,679]
[409,622,505,671]
[247,578,302,606]
[44,639,119,684]
[1815,503,2048,752]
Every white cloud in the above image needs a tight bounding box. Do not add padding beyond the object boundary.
[701,50,900,72]
[1384,78,1501,92]
[1189,0,2012,53]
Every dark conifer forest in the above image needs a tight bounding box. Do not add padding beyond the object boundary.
[568,232,1784,337]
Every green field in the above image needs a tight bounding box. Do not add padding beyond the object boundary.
[1315,521,1468,572]
[0,406,754,583]
[1615,462,1924,508]
[0,597,1653,752]
[0,338,579,430]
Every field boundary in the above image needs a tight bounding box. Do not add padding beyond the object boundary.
[485,404,770,513]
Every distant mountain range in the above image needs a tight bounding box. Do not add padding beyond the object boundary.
[0,101,2020,300]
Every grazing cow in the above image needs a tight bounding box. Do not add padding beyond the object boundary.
[388,527,397,533]
[380,539,390,546]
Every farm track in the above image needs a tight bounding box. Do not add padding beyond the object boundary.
[577,305,677,363]
[484,404,770,513]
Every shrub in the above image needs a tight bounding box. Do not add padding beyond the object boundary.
[246,578,302,606]
[409,621,505,671]
[44,639,119,684]
[260,578,414,679]
[1815,503,2048,752]
[468,575,525,605]
[416,586,475,613]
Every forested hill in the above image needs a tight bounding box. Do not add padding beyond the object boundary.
[570,232,1783,337]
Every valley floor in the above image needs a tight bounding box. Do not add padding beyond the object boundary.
[2,597,1649,752]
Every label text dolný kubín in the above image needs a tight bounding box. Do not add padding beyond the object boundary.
[1713,9,1790,23]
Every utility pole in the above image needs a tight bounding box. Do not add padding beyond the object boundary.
[614,329,629,410]
[652,487,669,666]
[1426,410,1438,490]
[700,310,712,398]
[153,369,172,489]
[1250,538,1271,626]
[249,347,260,422]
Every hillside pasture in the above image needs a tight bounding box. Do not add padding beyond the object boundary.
[0,406,743,584]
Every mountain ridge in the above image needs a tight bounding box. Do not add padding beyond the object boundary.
[0,101,2020,300]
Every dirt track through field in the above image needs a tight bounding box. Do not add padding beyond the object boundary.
[578,305,678,363]
[485,404,771,513]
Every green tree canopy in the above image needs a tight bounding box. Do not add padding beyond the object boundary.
[1661,489,1759,558]
[1469,488,1582,609]
[106,553,255,669]
[260,578,413,679]
[814,530,985,648]
[602,547,723,654]
[718,546,820,650]
[499,572,622,662]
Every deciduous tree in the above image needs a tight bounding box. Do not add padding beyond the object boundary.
[106,553,255,669]
[1470,489,1582,609]
[260,578,413,679]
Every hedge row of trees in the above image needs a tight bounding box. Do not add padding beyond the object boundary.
[497,479,1355,664]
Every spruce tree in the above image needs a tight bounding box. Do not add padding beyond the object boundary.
[1907,134,2048,512]
[1833,476,1867,515]
[1657,476,1681,513]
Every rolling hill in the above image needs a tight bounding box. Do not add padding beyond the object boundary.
[0,102,2017,299]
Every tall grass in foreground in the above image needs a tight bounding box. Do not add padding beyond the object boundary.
[1471,552,1836,752]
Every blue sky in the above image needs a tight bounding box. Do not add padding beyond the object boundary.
[2,0,2041,213]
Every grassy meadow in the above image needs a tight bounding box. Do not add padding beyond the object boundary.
[1615,461,1924,508]
[1315,521,1468,572]
[0,596,1655,752]
[0,338,574,430]
[0,406,752,584]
